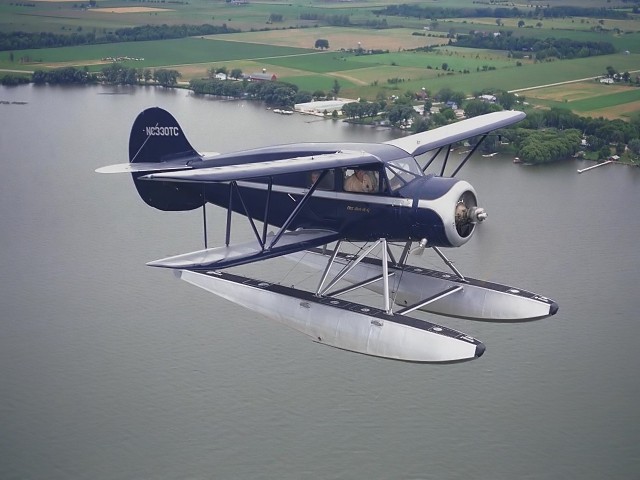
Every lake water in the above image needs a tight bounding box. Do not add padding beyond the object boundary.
[1,84,639,480]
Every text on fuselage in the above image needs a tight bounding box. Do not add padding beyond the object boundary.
[146,126,180,136]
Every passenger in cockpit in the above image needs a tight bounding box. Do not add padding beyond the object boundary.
[345,169,376,193]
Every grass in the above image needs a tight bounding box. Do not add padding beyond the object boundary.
[0,38,313,70]
[1,0,639,120]
[560,88,640,112]
[224,27,448,51]
[261,51,366,73]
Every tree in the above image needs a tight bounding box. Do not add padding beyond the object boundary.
[154,69,180,87]
[464,99,500,118]
[516,129,583,164]
[412,117,432,133]
[518,19,525,28]
[441,107,456,121]
[314,39,329,50]
[628,139,640,155]
[598,145,611,160]
[294,91,313,104]
[331,79,341,97]
[230,68,243,79]
[386,104,414,126]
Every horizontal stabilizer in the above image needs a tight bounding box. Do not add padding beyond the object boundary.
[148,229,340,270]
[386,110,525,157]
[141,150,379,184]
[95,162,195,174]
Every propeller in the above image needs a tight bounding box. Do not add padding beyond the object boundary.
[454,191,487,238]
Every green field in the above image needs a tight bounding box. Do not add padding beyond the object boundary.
[1,38,313,71]
[261,52,366,73]
[562,88,640,112]
[1,0,639,119]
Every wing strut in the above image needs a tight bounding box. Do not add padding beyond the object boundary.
[421,133,489,178]
[396,285,463,316]
[268,170,327,250]
[235,181,265,249]
[432,246,466,281]
[422,147,443,173]
[225,184,233,246]
[318,241,383,296]
[315,239,395,315]
[439,145,452,177]
[222,170,330,252]
[451,134,487,177]
[202,198,208,249]
[262,178,273,246]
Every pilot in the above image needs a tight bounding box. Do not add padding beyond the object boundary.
[345,169,376,193]
[310,170,333,190]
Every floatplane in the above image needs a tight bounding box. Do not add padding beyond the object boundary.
[97,107,558,363]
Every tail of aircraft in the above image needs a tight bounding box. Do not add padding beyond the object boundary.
[128,107,205,211]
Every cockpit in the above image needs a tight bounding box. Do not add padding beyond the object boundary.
[307,156,422,195]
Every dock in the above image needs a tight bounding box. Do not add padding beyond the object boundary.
[577,160,613,174]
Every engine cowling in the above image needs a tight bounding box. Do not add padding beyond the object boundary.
[409,176,486,248]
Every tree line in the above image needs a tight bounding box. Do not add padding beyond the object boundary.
[18,65,640,164]
[455,32,616,60]
[0,24,238,52]
[190,78,314,108]
[373,4,630,21]
[30,64,182,87]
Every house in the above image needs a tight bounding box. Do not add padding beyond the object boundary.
[248,71,277,82]
[479,94,496,103]
[215,73,227,81]
[414,89,429,101]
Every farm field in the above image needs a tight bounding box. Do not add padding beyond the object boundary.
[525,82,640,120]
[459,16,640,33]
[1,38,314,71]
[1,0,639,120]
[223,27,448,51]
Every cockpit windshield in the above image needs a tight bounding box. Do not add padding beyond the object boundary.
[385,157,422,191]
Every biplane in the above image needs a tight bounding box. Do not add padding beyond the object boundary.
[97,107,558,363]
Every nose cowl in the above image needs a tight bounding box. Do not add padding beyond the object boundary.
[412,177,482,248]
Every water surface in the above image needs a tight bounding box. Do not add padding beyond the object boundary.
[1,85,639,480]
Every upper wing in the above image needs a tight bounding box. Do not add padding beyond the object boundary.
[386,110,526,157]
[140,150,379,183]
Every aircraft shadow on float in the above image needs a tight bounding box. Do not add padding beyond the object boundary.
[98,107,558,363]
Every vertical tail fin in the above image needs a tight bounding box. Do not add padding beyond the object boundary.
[130,107,205,211]
[129,107,200,164]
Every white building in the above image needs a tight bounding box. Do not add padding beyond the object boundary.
[294,99,357,116]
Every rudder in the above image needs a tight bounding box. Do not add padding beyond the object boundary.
[129,107,205,211]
